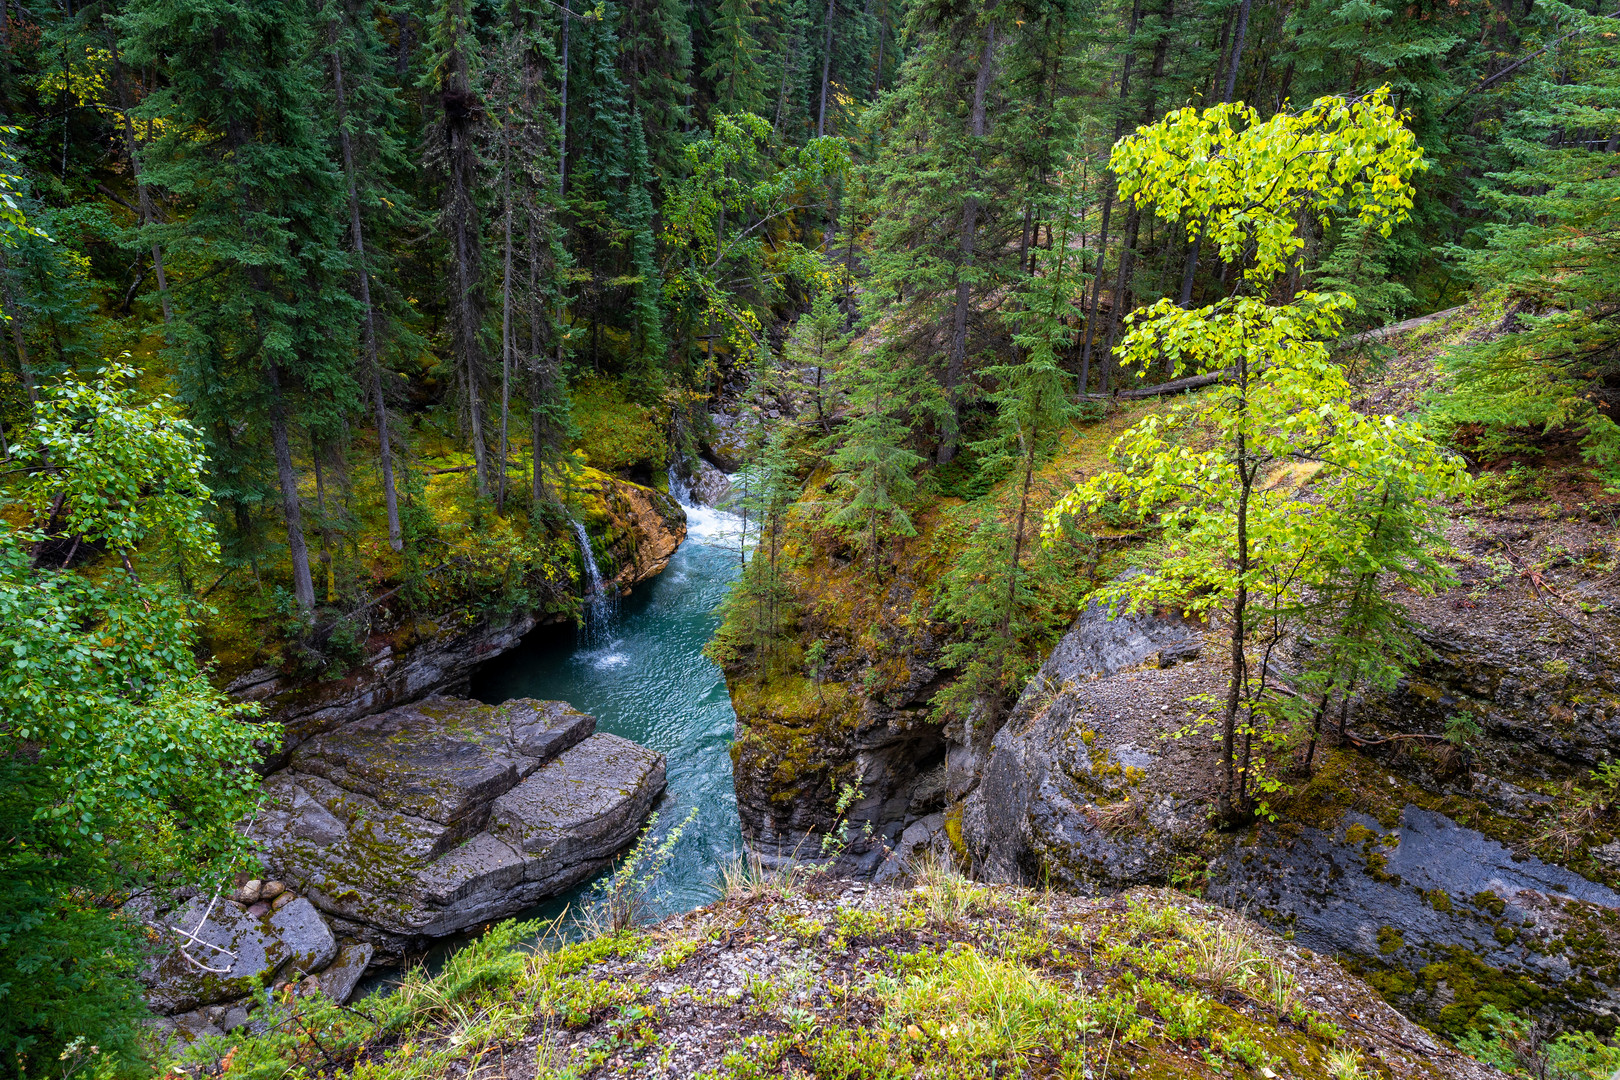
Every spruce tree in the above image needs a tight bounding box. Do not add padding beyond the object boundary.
[820,344,928,581]
[703,0,770,116]
[1434,3,1620,479]
[428,0,493,499]
[124,0,359,614]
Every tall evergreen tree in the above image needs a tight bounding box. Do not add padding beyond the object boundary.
[703,0,770,115]
[124,0,359,614]
[429,0,493,500]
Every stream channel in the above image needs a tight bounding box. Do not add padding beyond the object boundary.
[466,484,746,928]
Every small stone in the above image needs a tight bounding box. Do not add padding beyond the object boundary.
[246,901,271,918]
[260,880,285,900]
[271,891,295,911]
[221,1006,250,1032]
[240,879,263,903]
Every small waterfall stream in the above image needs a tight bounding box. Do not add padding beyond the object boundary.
[568,515,614,646]
[667,464,694,506]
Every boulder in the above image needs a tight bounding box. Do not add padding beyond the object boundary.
[962,589,1620,1031]
[691,460,733,508]
[317,943,374,1004]
[964,593,1205,888]
[703,411,751,472]
[254,697,665,945]
[143,896,336,1014]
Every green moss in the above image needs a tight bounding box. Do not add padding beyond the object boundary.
[944,805,966,859]
[1377,925,1405,955]
[570,377,667,474]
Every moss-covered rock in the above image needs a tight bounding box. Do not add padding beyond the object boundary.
[252,697,665,955]
[962,589,1620,1036]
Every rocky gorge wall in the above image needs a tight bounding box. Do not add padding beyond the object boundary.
[228,474,685,769]
[722,425,1620,1039]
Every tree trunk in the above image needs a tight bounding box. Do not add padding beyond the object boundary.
[330,34,402,551]
[109,41,174,327]
[817,0,835,137]
[874,1,884,93]
[1078,0,1143,395]
[442,12,489,498]
[1222,0,1251,102]
[268,362,317,614]
[499,120,514,513]
[311,435,336,603]
[1178,6,1240,316]
[0,248,36,404]
[938,19,996,466]
[1102,5,1170,393]
[1219,356,1253,822]
[559,0,570,198]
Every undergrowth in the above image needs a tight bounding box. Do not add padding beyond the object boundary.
[156,870,1516,1080]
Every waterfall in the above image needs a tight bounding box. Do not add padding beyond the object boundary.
[667,463,694,507]
[569,516,614,646]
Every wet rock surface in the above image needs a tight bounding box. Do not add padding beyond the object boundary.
[691,459,733,507]
[575,472,686,593]
[1210,806,1620,1029]
[253,696,666,949]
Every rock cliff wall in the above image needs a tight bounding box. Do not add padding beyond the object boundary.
[957,509,1620,1035]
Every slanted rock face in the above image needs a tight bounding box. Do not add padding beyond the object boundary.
[254,697,666,947]
[963,594,1620,1033]
[1208,806,1620,1032]
[963,595,1209,889]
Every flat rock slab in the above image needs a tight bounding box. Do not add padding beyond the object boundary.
[144,896,336,1014]
[255,697,664,942]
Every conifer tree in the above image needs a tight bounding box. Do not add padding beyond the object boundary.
[933,159,1085,738]
[621,0,694,180]
[703,0,770,115]
[783,290,845,432]
[820,344,928,580]
[1434,4,1620,479]
[323,0,418,551]
[124,0,359,614]
[429,0,493,500]
[863,0,1012,463]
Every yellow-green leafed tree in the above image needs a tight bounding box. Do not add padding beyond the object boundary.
[1046,90,1467,822]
